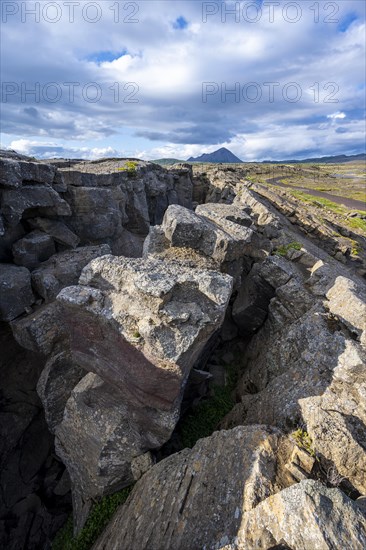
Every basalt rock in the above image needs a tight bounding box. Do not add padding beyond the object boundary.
[55,372,157,531]
[236,480,366,550]
[300,342,366,494]
[12,230,56,269]
[144,204,266,285]
[0,264,35,321]
[55,254,232,528]
[31,244,111,302]
[28,218,80,249]
[93,426,295,550]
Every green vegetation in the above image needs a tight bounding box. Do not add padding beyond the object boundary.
[52,486,132,550]
[179,359,240,449]
[275,242,302,257]
[117,161,139,177]
[291,428,316,458]
[287,190,366,234]
[132,330,141,339]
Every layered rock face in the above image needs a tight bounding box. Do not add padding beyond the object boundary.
[94,429,366,550]
[53,256,232,527]
[94,426,296,550]
[1,151,366,549]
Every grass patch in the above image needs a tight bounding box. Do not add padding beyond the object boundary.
[288,190,366,234]
[179,360,240,449]
[52,486,133,550]
[275,242,302,257]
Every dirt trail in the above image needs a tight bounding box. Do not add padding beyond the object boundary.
[266,177,366,211]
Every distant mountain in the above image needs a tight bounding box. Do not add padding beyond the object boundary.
[187,147,243,164]
[261,153,366,164]
[152,158,184,166]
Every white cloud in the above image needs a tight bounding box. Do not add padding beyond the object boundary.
[327,112,347,120]
[1,0,365,160]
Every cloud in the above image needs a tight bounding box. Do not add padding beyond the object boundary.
[327,112,347,120]
[1,0,365,160]
[7,139,121,160]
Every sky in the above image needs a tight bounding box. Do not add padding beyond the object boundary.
[1,0,365,161]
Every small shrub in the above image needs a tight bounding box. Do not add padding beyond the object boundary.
[132,330,141,339]
[275,242,302,257]
[117,161,138,177]
[52,486,132,550]
[179,360,240,449]
[291,428,316,457]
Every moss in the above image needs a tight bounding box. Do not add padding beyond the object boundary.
[52,486,132,550]
[179,360,240,449]
[275,242,302,257]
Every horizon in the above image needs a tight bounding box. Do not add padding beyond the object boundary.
[1,1,365,161]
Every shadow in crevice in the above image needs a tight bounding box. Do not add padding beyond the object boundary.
[0,322,72,550]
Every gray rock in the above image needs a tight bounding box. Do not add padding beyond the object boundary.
[31,244,111,302]
[0,223,26,262]
[64,185,127,243]
[93,426,295,550]
[326,276,366,344]
[37,351,85,432]
[163,204,255,264]
[300,342,366,494]
[28,218,80,249]
[58,255,232,412]
[0,264,35,321]
[11,301,66,355]
[55,255,232,528]
[12,230,56,269]
[1,185,71,227]
[237,480,366,550]
[0,158,22,188]
[145,204,262,285]
[55,373,158,531]
[195,203,252,228]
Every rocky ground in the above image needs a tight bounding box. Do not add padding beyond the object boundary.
[0,151,365,549]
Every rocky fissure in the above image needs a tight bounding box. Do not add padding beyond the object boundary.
[0,150,365,549]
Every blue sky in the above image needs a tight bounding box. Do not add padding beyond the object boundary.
[1,0,365,161]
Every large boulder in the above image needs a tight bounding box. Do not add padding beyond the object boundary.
[57,255,232,413]
[144,204,266,285]
[93,426,295,550]
[237,480,366,550]
[0,264,35,321]
[55,255,232,528]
